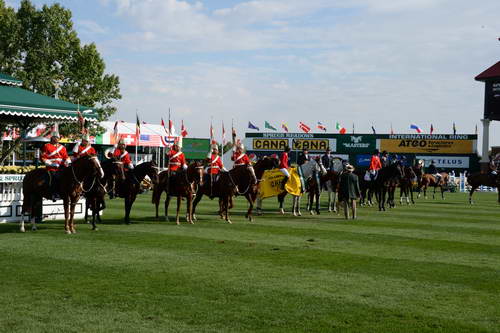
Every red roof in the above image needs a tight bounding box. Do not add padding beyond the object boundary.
[475,61,500,81]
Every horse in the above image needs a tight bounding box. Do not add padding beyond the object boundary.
[192,164,257,224]
[373,162,403,211]
[84,158,126,230]
[115,161,159,224]
[466,172,500,204]
[152,161,204,224]
[417,172,449,200]
[399,166,416,205]
[255,158,326,216]
[354,168,375,207]
[20,155,104,233]
[305,158,330,215]
[320,170,341,213]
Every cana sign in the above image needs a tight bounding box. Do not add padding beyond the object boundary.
[380,139,473,154]
[252,138,289,150]
[292,139,330,151]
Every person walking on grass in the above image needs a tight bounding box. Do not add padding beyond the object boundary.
[338,164,361,219]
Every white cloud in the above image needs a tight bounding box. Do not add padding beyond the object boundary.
[77,20,109,35]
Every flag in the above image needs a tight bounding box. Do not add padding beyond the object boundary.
[317,122,327,132]
[169,119,175,136]
[135,113,141,139]
[210,122,216,144]
[231,122,237,143]
[430,124,434,134]
[181,120,188,137]
[113,121,120,141]
[475,124,478,135]
[335,122,346,134]
[371,126,376,134]
[248,121,260,131]
[390,123,394,135]
[298,122,311,133]
[222,121,226,146]
[281,123,289,132]
[265,121,277,131]
[161,118,169,135]
[410,124,422,133]
[77,111,85,133]
[453,122,456,135]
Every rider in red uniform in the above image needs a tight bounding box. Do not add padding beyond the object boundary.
[231,143,250,168]
[41,131,71,200]
[207,144,225,176]
[366,149,382,181]
[167,143,187,173]
[279,147,291,189]
[112,139,134,170]
[72,135,96,160]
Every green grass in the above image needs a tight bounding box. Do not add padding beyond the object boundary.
[1,191,499,332]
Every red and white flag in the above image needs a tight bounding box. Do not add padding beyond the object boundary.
[210,123,216,144]
[161,118,168,135]
[181,120,188,137]
[222,121,226,146]
[298,122,311,133]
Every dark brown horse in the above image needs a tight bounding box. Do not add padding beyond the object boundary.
[84,158,125,230]
[373,162,403,211]
[115,161,159,224]
[399,166,416,205]
[306,162,325,215]
[192,165,257,224]
[21,155,104,233]
[467,172,500,204]
[417,172,449,200]
[152,161,204,224]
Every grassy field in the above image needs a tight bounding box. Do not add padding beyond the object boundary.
[0,191,499,332]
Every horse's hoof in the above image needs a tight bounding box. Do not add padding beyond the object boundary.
[227,220,232,224]
[297,212,302,216]
[176,221,180,225]
[193,215,197,221]
[92,228,98,231]
[280,209,285,215]
[20,227,25,233]
[316,211,320,215]
[309,211,314,215]
[293,212,298,216]
[65,230,71,234]
[71,230,77,234]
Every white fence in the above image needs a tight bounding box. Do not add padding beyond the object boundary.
[0,174,86,223]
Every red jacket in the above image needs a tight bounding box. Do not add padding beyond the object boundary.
[113,148,133,169]
[231,151,250,167]
[208,154,224,175]
[369,155,382,171]
[279,152,289,169]
[41,143,70,172]
[167,150,186,171]
[73,144,96,159]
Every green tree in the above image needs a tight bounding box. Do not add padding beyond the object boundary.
[0,0,121,134]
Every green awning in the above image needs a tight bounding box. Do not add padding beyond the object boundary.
[0,73,23,86]
[0,85,97,123]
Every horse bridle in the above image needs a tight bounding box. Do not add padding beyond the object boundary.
[71,156,103,193]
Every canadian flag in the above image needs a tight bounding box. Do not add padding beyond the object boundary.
[298,122,311,133]
[181,120,188,137]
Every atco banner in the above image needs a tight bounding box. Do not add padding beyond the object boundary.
[337,135,376,153]
[380,138,474,154]
[416,156,470,169]
[259,168,301,198]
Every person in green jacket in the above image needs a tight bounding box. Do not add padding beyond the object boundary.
[338,164,361,219]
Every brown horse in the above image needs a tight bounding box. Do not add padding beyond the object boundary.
[84,158,125,230]
[399,166,416,205]
[152,161,204,224]
[21,155,104,233]
[373,162,404,211]
[192,165,257,224]
[466,172,500,204]
[417,172,449,200]
[115,161,159,224]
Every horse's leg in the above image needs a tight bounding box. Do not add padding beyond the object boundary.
[296,196,302,216]
[432,186,436,199]
[308,190,314,215]
[70,201,77,234]
[278,194,285,214]
[164,195,171,222]
[332,190,338,213]
[224,195,232,224]
[441,186,445,200]
[409,185,415,204]
[315,190,320,215]
[175,195,181,225]
[85,198,89,223]
[244,193,254,222]
[218,198,224,219]
[256,196,263,216]
[124,196,133,224]
[192,191,203,221]
[187,194,194,224]
[63,198,71,234]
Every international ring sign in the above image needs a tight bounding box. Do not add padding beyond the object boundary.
[380,138,474,154]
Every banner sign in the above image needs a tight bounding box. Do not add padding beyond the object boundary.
[416,156,470,169]
[259,168,302,198]
[337,135,376,153]
[252,138,289,151]
[0,174,25,183]
[380,138,474,154]
[291,139,332,151]
[355,154,372,167]
[248,137,336,151]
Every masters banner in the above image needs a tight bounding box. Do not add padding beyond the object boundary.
[380,138,474,154]
[259,168,302,199]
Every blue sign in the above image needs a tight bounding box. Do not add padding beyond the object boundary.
[356,154,371,167]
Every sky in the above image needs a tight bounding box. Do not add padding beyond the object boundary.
[7,0,500,149]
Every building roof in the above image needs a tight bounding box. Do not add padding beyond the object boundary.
[0,84,97,123]
[475,61,500,81]
[0,73,22,86]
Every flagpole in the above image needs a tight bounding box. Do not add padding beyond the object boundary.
[135,111,139,165]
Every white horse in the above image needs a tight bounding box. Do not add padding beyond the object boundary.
[256,159,326,216]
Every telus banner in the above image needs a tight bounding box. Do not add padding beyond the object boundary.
[416,156,470,169]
